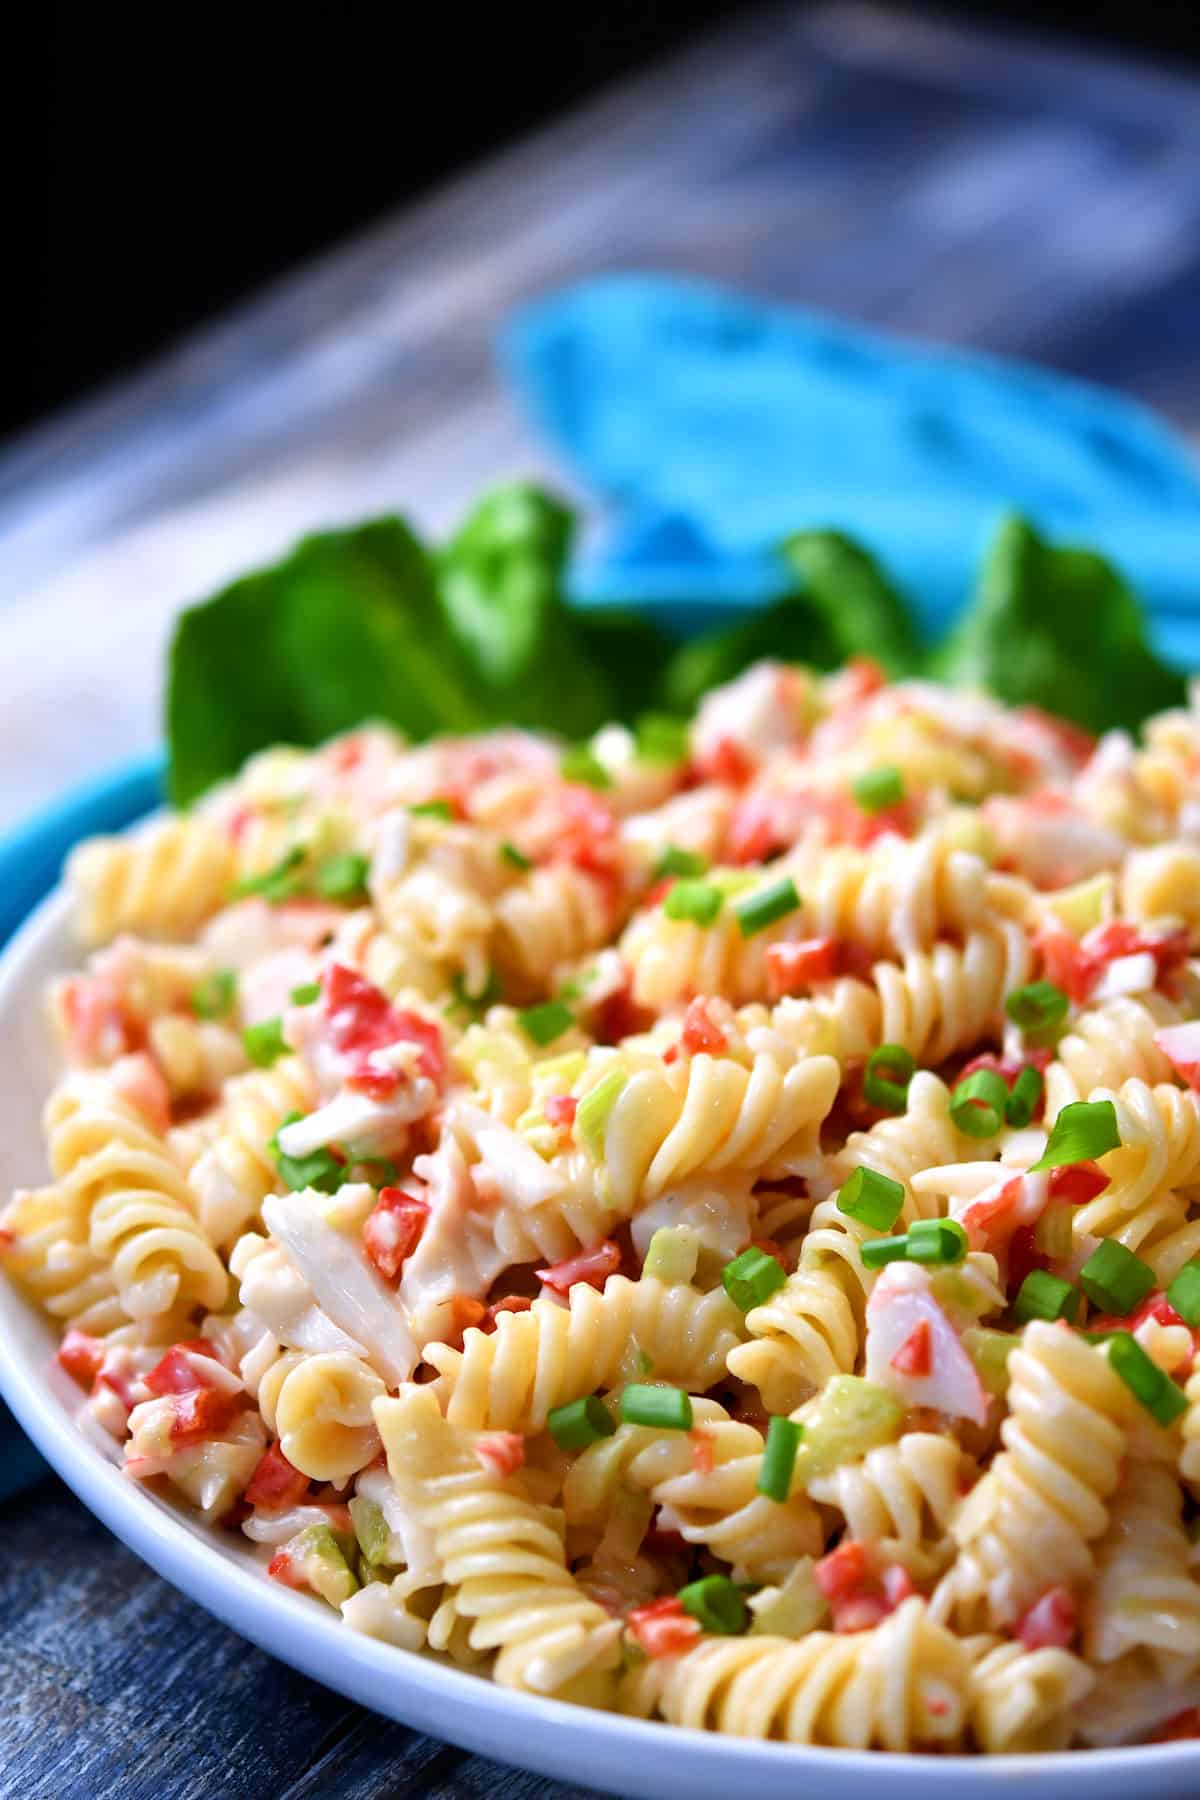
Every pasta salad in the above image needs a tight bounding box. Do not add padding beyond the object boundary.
[10,655,1200,1755]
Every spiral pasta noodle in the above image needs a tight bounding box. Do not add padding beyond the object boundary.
[67,817,238,945]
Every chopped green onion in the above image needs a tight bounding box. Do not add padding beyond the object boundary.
[733,876,801,939]
[231,845,308,903]
[852,766,904,814]
[1078,1239,1155,1315]
[1030,1099,1120,1172]
[663,880,724,926]
[863,1044,915,1113]
[270,1117,343,1195]
[348,1494,391,1567]
[1013,1268,1080,1326]
[654,845,708,881]
[576,1069,628,1160]
[518,1001,574,1047]
[1005,980,1069,1042]
[721,1246,787,1312]
[756,1416,804,1502]
[949,1068,1009,1138]
[560,745,612,790]
[677,1574,747,1635]
[1167,1262,1200,1327]
[620,1384,693,1431]
[1106,1332,1188,1426]
[836,1167,905,1233]
[315,852,370,901]
[500,841,532,871]
[547,1395,617,1451]
[409,799,455,821]
[191,968,236,1020]
[289,982,321,1006]
[860,1235,912,1270]
[1005,1065,1044,1129]
[448,967,502,1021]
[635,713,690,767]
[242,1018,287,1067]
[906,1218,968,1266]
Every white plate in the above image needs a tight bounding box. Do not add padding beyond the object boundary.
[2,884,1198,1798]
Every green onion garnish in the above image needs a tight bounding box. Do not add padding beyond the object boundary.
[654,845,708,881]
[547,1395,617,1451]
[620,1384,693,1431]
[905,1218,968,1266]
[191,968,236,1020]
[1030,1099,1120,1172]
[756,1416,803,1503]
[500,841,532,871]
[677,1574,747,1635]
[289,982,321,1006]
[560,746,612,790]
[409,800,455,821]
[663,880,724,926]
[852,766,904,814]
[448,967,503,1021]
[1078,1239,1155,1315]
[861,1234,912,1269]
[949,1068,1009,1138]
[270,1116,343,1195]
[231,845,308,903]
[1167,1262,1200,1327]
[733,876,801,939]
[863,1044,916,1113]
[517,1001,574,1047]
[315,852,370,901]
[1005,1065,1044,1129]
[1013,1268,1080,1326]
[576,1069,627,1161]
[721,1246,787,1313]
[242,1018,288,1067]
[1005,980,1069,1042]
[635,713,690,767]
[1106,1332,1188,1427]
[837,1167,905,1233]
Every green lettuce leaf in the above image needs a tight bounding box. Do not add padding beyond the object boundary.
[780,530,923,675]
[167,517,484,806]
[936,514,1185,735]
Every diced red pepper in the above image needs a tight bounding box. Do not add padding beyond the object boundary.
[1090,1290,1190,1337]
[244,1441,311,1511]
[1048,1161,1109,1205]
[536,1238,621,1295]
[480,1295,533,1333]
[643,1513,691,1555]
[695,736,757,789]
[474,1432,526,1479]
[543,1094,578,1128]
[267,1548,302,1588]
[1150,1708,1200,1743]
[890,1318,932,1378]
[145,1344,226,1398]
[57,1328,105,1388]
[442,1295,487,1348]
[814,1540,872,1602]
[323,962,446,1091]
[168,1387,240,1446]
[1016,1585,1077,1650]
[679,998,728,1056]
[627,1597,702,1658]
[1036,931,1096,1006]
[765,937,839,1000]
[363,1186,430,1283]
[1006,1224,1046,1300]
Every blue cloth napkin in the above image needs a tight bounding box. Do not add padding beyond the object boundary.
[505,273,1200,664]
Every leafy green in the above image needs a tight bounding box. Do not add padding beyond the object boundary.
[166,486,1181,805]
[936,514,1185,735]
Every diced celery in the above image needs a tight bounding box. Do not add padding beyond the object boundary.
[1041,872,1114,938]
[642,1226,701,1286]
[531,1051,588,1092]
[576,1069,627,1161]
[791,1376,904,1485]
[292,1523,360,1606]
[348,1495,391,1568]
[1033,1198,1074,1262]
[747,1558,827,1638]
[963,1326,1016,1398]
[935,808,997,863]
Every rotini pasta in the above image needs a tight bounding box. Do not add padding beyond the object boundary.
[14,654,1200,1757]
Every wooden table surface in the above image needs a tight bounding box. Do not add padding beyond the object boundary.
[4,5,1200,1795]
